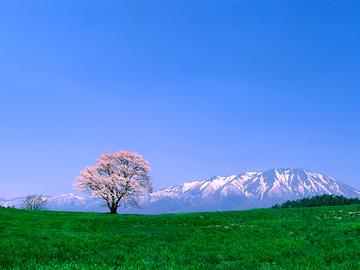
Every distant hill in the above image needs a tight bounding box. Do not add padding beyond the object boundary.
[273,194,360,208]
[1,169,359,214]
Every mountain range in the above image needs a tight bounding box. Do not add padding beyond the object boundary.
[1,169,359,214]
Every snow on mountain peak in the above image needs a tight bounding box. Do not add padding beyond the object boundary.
[145,168,360,214]
[1,169,359,214]
[50,193,85,201]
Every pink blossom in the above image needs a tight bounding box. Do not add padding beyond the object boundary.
[74,151,152,214]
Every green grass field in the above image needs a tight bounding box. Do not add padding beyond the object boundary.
[0,205,359,270]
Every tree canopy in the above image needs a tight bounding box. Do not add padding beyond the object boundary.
[75,150,152,214]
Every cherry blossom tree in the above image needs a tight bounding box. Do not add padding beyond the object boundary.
[74,150,152,214]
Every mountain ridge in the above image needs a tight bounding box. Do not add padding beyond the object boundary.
[142,168,360,214]
[1,169,359,214]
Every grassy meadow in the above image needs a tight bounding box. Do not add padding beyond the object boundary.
[0,205,359,270]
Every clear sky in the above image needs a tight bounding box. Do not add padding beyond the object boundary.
[0,1,359,197]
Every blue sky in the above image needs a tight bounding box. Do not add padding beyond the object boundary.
[0,1,359,197]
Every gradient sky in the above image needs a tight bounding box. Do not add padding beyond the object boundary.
[0,1,359,197]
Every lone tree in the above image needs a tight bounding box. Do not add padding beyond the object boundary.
[22,194,47,210]
[75,150,152,214]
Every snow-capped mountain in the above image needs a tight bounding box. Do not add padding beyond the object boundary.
[0,196,25,208]
[140,168,360,214]
[0,194,107,212]
[46,194,88,211]
[1,169,359,214]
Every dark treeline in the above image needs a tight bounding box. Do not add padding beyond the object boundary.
[0,205,14,209]
[272,194,360,209]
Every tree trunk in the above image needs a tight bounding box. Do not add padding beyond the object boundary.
[110,205,118,214]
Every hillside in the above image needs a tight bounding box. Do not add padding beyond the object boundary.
[0,206,359,269]
[273,194,360,208]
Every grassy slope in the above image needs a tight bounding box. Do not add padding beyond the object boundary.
[0,205,359,270]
